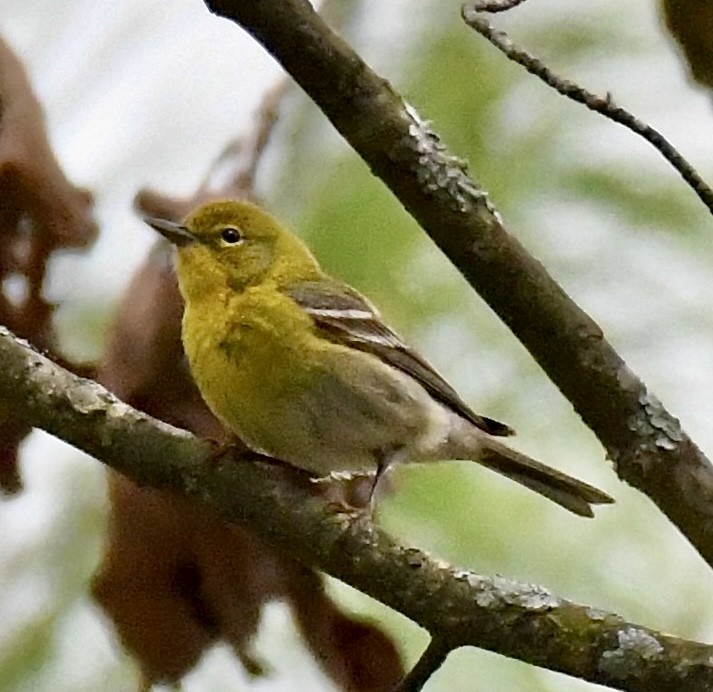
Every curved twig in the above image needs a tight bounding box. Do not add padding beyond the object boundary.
[392,637,451,692]
[471,0,530,12]
[461,4,713,217]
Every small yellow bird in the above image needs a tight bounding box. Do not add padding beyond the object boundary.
[146,200,613,516]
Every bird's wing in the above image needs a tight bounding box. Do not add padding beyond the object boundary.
[284,280,514,437]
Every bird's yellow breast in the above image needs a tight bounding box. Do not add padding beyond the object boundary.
[181,283,325,452]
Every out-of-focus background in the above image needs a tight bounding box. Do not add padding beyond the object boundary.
[2,0,713,690]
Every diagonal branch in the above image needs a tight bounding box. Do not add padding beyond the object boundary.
[202,0,713,570]
[0,325,712,690]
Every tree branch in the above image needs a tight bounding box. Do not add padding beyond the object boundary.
[1,325,713,690]
[202,0,713,569]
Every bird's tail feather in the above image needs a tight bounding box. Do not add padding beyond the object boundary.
[444,423,613,517]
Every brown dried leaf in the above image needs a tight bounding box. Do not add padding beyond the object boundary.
[0,36,97,493]
[0,37,96,250]
[662,0,713,91]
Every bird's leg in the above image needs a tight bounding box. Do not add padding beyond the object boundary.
[365,445,406,510]
[313,448,404,516]
[368,456,389,506]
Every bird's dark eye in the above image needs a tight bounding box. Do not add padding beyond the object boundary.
[220,226,243,244]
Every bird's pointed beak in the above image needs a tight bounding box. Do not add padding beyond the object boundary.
[144,217,196,247]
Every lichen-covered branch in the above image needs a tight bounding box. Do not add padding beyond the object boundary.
[202,0,713,569]
[0,327,712,690]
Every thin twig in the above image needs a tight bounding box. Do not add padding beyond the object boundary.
[471,0,530,12]
[197,79,289,196]
[136,78,290,219]
[392,637,451,692]
[461,5,713,217]
[234,79,289,191]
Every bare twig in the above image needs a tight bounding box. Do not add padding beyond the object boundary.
[461,4,713,217]
[471,0,530,12]
[196,79,289,198]
[1,325,713,690]
[393,637,451,692]
[135,80,290,220]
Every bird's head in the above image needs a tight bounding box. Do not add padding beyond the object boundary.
[146,199,319,302]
